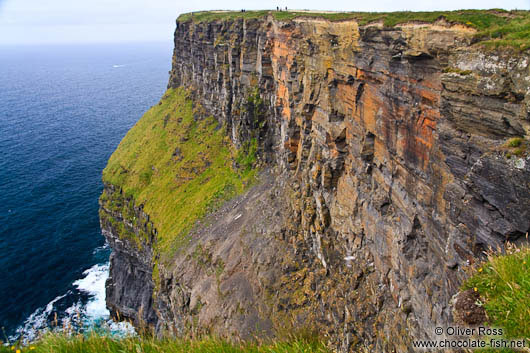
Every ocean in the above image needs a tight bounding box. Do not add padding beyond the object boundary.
[0,42,172,340]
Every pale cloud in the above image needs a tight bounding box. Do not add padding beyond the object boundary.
[0,0,528,44]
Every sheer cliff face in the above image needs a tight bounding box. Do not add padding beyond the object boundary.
[101,15,530,352]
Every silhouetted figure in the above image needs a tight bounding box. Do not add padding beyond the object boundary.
[285,6,288,10]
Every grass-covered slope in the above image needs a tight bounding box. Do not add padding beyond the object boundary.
[178,9,530,50]
[101,88,256,258]
[463,245,530,350]
[0,334,329,353]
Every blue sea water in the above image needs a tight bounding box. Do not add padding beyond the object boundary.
[0,42,172,339]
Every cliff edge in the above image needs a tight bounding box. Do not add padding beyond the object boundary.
[100,10,530,352]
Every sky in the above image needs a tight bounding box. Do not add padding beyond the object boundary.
[0,0,528,45]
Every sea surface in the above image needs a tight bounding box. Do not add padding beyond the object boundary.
[0,42,172,340]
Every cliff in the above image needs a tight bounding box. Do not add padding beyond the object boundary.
[100,10,530,352]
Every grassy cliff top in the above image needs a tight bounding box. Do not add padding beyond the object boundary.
[177,9,530,50]
[102,88,257,258]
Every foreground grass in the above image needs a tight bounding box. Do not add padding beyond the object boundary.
[101,87,257,259]
[462,244,530,351]
[178,9,530,50]
[0,334,330,353]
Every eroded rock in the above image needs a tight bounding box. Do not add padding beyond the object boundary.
[101,15,530,353]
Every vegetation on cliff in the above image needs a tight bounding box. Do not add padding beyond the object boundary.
[178,9,530,50]
[463,244,530,350]
[0,334,329,353]
[503,137,529,159]
[101,88,257,258]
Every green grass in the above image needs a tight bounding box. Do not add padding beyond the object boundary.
[0,333,330,353]
[177,10,270,23]
[442,67,473,75]
[271,9,510,28]
[505,137,524,148]
[102,88,257,259]
[236,138,258,173]
[462,244,530,351]
[177,9,530,50]
[502,137,528,158]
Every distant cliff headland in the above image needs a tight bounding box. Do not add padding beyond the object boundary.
[99,9,530,352]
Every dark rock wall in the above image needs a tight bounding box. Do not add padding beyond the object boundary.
[100,185,158,329]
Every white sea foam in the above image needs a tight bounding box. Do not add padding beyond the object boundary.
[11,292,69,342]
[112,64,125,68]
[73,263,109,321]
[107,320,137,337]
[12,262,135,343]
[92,243,110,254]
[70,263,135,337]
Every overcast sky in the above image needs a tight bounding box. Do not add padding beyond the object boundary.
[0,0,528,45]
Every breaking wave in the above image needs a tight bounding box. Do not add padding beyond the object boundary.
[11,263,135,343]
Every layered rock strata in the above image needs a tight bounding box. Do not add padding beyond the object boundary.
[101,14,530,352]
